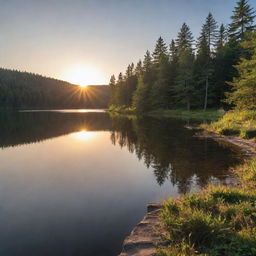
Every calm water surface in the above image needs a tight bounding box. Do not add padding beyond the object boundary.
[0,110,242,256]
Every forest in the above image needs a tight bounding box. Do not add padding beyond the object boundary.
[0,68,110,109]
[109,0,256,113]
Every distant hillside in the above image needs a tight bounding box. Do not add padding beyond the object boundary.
[0,68,110,109]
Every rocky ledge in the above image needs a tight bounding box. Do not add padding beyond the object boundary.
[119,203,165,256]
[194,129,256,158]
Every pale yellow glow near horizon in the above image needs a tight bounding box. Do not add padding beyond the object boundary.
[71,130,96,141]
[61,65,104,86]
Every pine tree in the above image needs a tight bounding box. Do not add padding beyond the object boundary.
[132,76,151,113]
[174,48,195,111]
[124,63,138,106]
[212,39,242,107]
[135,60,143,76]
[197,29,209,61]
[115,72,125,106]
[109,75,116,89]
[229,0,256,40]
[132,51,154,112]
[130,63,134,74]
[196,19,214,111]
[215,24,227,50]
[118,72,123,83]
[203,13,218,54]
[169,40,178,63]
[150,55,171,109]
[176,23,194,54]
[168,39,179,108]
[151,37,172,109]
[174,24,195,110]
[109,75,116,106]
[152,37,168,65]
[125,64,132,78]
[143,50,153,72]
[225,32,256,110]
[143,50,155,85]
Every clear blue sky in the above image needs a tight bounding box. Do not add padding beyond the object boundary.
[0,0,255,85]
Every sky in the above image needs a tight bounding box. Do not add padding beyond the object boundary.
[0,0,256,85]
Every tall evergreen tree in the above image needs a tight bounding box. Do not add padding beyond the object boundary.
[133,50,154,112]
[176,23,194,54]
[135,60,143,76]
[168,40,179,107]
[143,50,153,72]
[151,37,172,109]
[117,72,123,83]
[174,23,195,110]
[196,15,216,111]
[197,29,209,61]
[152,37,168,65]
[109,75,116,106]
[115,72,125,106]
[109,75,116,89]
[132,76,151,113]
[229,0,255,40]
[169,39,178,63]
[151,55,171,109]
[174,48,195,111]
[143,50,155,85]
[202,13,218,55]
[124,63,138,106]
[215,24,227,50]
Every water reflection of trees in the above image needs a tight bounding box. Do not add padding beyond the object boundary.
[0,112,242,193]
[110,116,242,193]
[0,112,111,148]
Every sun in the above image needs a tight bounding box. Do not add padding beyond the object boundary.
[61,65,103,87]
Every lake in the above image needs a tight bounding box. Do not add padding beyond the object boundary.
[0,110,242,256]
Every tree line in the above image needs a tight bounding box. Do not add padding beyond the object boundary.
[0,68,110,109]
[109,0,256,112]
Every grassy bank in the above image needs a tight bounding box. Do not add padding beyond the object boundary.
[202,110,256,140]
[108,105,136,114]
[158,157,256,256]
[108,106,222,121]
[148,109,223,121]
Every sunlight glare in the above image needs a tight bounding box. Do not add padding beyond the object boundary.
[71,130,96,141]
[62,65,103,87]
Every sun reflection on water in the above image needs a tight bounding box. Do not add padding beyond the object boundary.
[71,130,96,141]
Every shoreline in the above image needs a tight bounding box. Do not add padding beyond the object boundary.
[118,127,256,256]
[194,128,256,158]
[119,204,164,256]
[107,108,222,122]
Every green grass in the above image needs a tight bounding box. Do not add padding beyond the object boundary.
[158,158,256,256]
[148,109,222,121]
[203,110,256,140]
[108,106,222,121]
[108,105,136,114]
